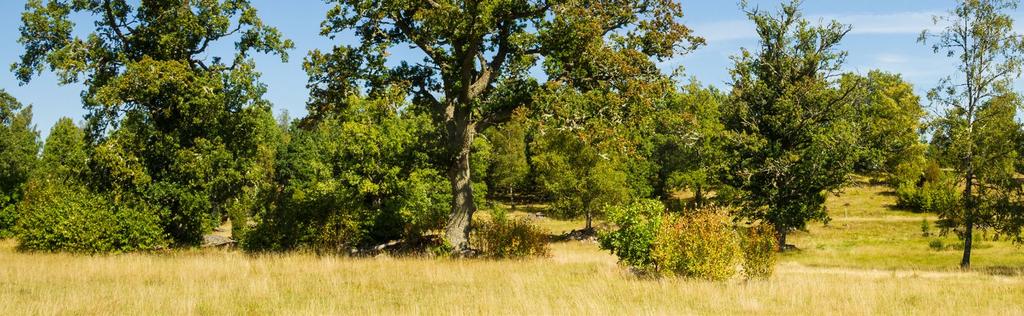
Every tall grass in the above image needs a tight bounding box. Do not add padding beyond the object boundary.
[1,184,1022,314]
[0,240,1022,315]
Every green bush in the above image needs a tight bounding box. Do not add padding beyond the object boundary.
[928,239,945,251]
[652,210,743,280]
[741,224,778,279]
[16,183,167,253]
[0,195,16,238]
[472,215,549,259]
[895,178,960,213]
[599,199,665,274]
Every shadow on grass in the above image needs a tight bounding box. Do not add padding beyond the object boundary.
[979,266,1024,277]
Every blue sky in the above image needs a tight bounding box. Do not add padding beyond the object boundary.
[1,0,1020,138]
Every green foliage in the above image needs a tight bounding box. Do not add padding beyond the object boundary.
[533,128,631,230]
[653,80,727,205]
[16,182,166,253]
[841,71,926,176]
[472,135,493,210]
[245,96,450,253]
[921,219,932,237]
[472,215,549,259]
[741,224,779,279]
[895,178,961,214]
[722,1,858,245]
[309,0,703,248]
[486,112,532,206]
[15,0,293,247]
[0,90,40,236]
[920,0,1024,268]
[652,210,743,281]
[36,118,88,184]
[599,199,666,274]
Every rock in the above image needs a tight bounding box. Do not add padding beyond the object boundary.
[202,234,236,248]
[557,228,598,242]
[373,240,403,251]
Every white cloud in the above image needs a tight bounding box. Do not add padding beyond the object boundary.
[875,53,910,64]
[691,20,755,42]
[692,11,944,43]
[820,11,943,35]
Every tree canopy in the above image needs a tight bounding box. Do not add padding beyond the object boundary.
[722,1,859,247]
[14,0,293,245]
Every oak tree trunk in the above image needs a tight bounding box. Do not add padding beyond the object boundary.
[444,115,476,251]
[775,224,788,252]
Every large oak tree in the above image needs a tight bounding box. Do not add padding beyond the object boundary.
[306,0,702,249]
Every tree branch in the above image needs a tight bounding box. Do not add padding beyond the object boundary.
[103,0,130,45]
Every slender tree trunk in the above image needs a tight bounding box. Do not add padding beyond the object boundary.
[585,209,593,232]
[961,171,974,270]
[444,118,476,251]
[510,187,515,210]
[694,186,704,207]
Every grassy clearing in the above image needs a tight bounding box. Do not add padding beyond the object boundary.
[787,183,1024,272]
[1,184,1022,314]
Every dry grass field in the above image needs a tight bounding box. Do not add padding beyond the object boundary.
[1,184,1023,315]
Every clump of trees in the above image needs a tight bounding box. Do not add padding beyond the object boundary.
[244,94,451,253]
[2,0,1023,276]
[12,0,293,248]
[0,90,39,237]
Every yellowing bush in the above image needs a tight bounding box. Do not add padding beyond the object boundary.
[741,224,778,279]
[472,216,549,259]
[652,210,742,281]
[602,200,779,280]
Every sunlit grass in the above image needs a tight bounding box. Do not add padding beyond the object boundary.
[1,184,1022,314]
[2,238,1023,315]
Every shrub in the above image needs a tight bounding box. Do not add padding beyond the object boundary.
[0,195,16,238]
[472,215,549,259]
[741,224,779,279]
[928,239,945,251]
[652,210,743,280]
[16,183,167,253]
[895,178,960,213]
[601,200,777,280]
[599,199,665,274]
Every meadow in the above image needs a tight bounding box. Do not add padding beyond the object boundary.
[1,183,1022,315]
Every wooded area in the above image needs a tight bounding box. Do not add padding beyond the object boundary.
[2,0,1024,287]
